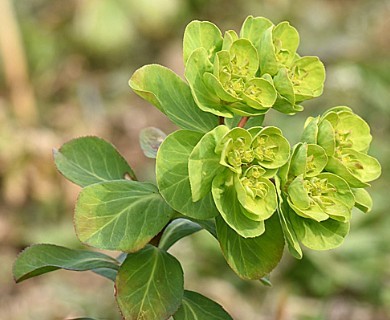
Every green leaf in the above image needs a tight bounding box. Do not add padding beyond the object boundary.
[229,39,259,77]
[241,77,277,111]
[54,136,135,187]
[288,143,309,177]
[258,26,277,75]
[301,116,319,144]
[159,219,203,251]
[288,143,328,177]
[218,127,252,174]
[173,290,233,320]
[235,171,277,221]
[274,21,299,49]
[305,144,328,177]
[157,130,220,219]
[92,268,117,281]
[75,180,174,252]
[259,22,299,76]
[212,171,266,238]
[272,22,300,66]
[289,210,350,250]
[240,16,273,50]
[185,48,233,118]
[190,218,217,238]
[352,188,373,213]
[203,72,238,103]
[326,150,381,187]
[116,245,184,320]
[183,21,223,65]
[287,173,354,223]
[129,64,218,132]
[275,177,302,259]
[216,214,285,280]
[272,68,294,103]
[292,56,325,101]
[278,143,303,185]
[316,120,336,156]
[251,126,291,169]
[288,176,320,219]
[189,125,230,201]
[272,68,299,114]
[222,30,238,51]
[289,143,327,178]
[13,244,119,283]
[322,108,372,153]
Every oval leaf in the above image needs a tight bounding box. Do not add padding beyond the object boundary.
[173,290,233,320]
[275,177,302,259]
[92,268,117,281]
[130,64,218,132]
[13,244,119,283]
[189,125,230,202]
[185,48,234,118]
[216,214,285,280]
[156,130,219,220]
[183,20,223,64]
[240,16,273,50]
[75,180,174,252]
[212,171,266,238]
[159,219,203,251]
[289,210,350,250]
[116,245,184,320]
[54,136,136,187]
[352,188,373,213]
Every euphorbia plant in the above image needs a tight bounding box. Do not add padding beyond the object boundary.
[13,16,381,319]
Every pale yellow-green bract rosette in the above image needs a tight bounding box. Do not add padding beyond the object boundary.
[183,16,326,118]
[277,142,354,257]
[186,125,290,239]
[302,106,381,199]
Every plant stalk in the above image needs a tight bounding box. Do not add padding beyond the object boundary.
[238,116,249,128]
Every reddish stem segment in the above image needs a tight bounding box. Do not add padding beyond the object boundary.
[219,116,225,125]
[238,116,249,128]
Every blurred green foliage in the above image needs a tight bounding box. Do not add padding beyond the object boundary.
[0,0,389,319]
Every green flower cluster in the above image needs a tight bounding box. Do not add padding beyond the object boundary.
[277,107,381,257]
[184,16,326,117]
[302,106,381,188]
[127,16,382,279]
[188,125,290,238]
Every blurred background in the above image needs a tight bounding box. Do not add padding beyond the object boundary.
[0,0,389,319]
